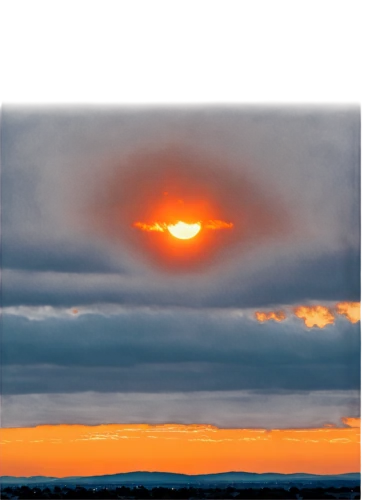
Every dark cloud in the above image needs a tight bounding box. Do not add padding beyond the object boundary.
[1,390,360,429]
[2,312,360,395]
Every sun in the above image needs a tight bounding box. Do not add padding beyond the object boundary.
[167,221,202,240]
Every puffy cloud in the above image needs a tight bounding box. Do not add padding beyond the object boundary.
[336,302,360,323]
[255,311,286,322]
[294,305,335,329]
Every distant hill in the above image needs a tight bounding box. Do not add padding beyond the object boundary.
[0,471,360,488]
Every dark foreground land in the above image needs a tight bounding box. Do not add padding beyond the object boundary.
[0,485,361,499]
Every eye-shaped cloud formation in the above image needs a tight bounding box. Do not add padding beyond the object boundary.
[83,148,291,271]
[3,106,359,279]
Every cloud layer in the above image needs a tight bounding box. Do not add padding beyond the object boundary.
[2,308,360,397]
[1,390,360,429]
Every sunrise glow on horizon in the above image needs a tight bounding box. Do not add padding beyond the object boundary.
[0,421,360,478]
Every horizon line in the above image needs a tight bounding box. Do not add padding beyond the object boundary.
[1,470,361,479]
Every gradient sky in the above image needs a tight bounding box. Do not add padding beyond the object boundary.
[0,106,360,475]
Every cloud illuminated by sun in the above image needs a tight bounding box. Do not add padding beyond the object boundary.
[133,219,233,240]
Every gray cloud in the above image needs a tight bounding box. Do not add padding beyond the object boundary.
[1,390,360,429]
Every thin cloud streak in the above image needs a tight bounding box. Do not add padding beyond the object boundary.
[1,302,368,328]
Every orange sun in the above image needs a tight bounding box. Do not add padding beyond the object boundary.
[167,221,202,240]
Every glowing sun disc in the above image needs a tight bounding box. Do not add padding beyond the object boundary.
[167,221,201,240]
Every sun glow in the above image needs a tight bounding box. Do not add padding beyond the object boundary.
[167,221,202,240]
[133,219,233,238]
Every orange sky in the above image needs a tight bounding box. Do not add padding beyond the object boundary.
[0,420,360,477]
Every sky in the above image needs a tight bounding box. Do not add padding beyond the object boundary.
[0,106,360,475]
